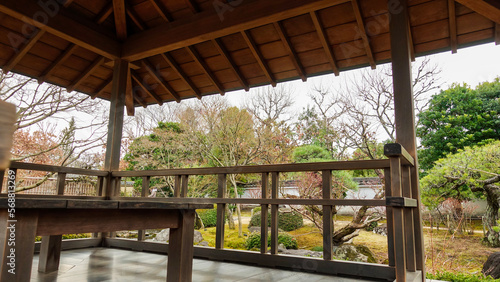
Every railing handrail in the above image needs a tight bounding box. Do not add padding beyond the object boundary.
[8,161,108,177]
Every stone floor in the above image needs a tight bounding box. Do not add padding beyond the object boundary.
[30,248,377,282]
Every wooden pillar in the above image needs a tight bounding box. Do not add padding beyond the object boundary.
[384,168,395,267]
[389,0,425,280]
[322,170,333,261]
[38,172,66,273]
[215,174,226,249]
[138,176,151,241]
[270,172,279,255]
[260,173,269,254]
[167,209,196,282]
[104,59,129,199]
[390,157,406,282]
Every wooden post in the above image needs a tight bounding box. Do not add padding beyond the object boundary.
[403,166,416,271]
[389,0,425,279]
[138,176,151,241]
[322,170,333,260]
[181,175,188,197]
[103,59,129,199]
[38,172,66,273]
[385,168,395,267]
[260,172,269,254]
[0,170,4,193]
[270,172,279,255]
[215,174,226,249]
[174,175,181,197]
[390,157,406,282]
[167,209,196,282]
[96,176,104,196]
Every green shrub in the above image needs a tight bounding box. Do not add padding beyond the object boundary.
[311,246,323,252]
[252,206,261,214]
[198,208,218,228]
[364,221,378,231]
[245,232,298,250]
[248,210,303,231]
[426,271,496,282]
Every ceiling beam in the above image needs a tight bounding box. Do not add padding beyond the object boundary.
[131,70,164,105]
[186,46,225,95]
[160,52,202,99]
[126,69,135,116]
[92,78,113,99]
[0,0,120,59]
[448,0,458,53]
[126,3,147,30]
[185,0,199,13]
[149,0,173,22]
[241,30,276,87]
[496,23,500,45]
[141,59,181,102]
[67,57,105,92]
[63,0,74,8]
[3,29,45,73]
[455,0,500,24]
[96,2,114,24]
[351,0,376,69]
[113,0,127,40]
[273,21,307,82]
[38,43,77,84]
[212,38,249,91]
[122,0,350,61]
[133,90,148,108]
[310,11,339,76]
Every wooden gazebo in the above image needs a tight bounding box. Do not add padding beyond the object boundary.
[0,0,498,281]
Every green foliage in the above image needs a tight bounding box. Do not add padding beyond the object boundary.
[417,79,500,172]
[364,221,378,231]
[198,208,219,228]
[311,246,323,252]
[36,233,90,242]
[245,232,298,250]
[292,145,332,163]
[252,206,261,214]
[248,210,304,231]
[426,271,497,282]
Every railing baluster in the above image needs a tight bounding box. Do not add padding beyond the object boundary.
[0,169,5,193]
[138,176,151,241]
[96,176,104,196]
[216,174,226,249]
[174,175,181,197]
[402,166,416,271]
[260,172,269,254]
[56,172,66,195]
[390,156,406,281]
[384,168,395,267]
[181,175,188,197]
[322,169,333,261]
[270,172,279,255]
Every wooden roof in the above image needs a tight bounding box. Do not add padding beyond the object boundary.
[0,0,498,107]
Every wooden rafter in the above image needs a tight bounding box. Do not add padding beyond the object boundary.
[448,0,458,53]
[122,0,350,61]
[141,60,181,102]
[273,21,306,82]
[186,46,225,95]
[0,0,120,59]
[63,0,74,8]
[131,70,164,105]
[96,2,114,24]
[351,0,376,69]
[38,43,78,84]
[67,57,105,92]
[455,0,500,24]
[160,52,202,99]
[212,38,249,91]
[241,30,276,87]
[149,0,173,22]
[310,11,339,76]
[113,0,127,40]
[185,0,199,13]
[496,23,500,45]
[133,90,148,108]
[3,29,45,73]
[127,3,147,30]
[92,78,112,99]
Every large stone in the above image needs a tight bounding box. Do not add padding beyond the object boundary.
[153,229,204,244]
[483,252,500,279]
[333,244,377,263]
[373,223,388,236]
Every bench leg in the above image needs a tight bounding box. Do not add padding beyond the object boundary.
[0,209,38,282]
[38,235,62,273]
[167,210,195,282]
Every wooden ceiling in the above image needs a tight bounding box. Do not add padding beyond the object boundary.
[0,0,498,109]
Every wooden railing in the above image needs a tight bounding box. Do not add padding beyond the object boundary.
[0,143,423,281]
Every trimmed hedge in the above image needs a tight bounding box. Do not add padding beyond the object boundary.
[248,210,303,231]
[198,207,218,228]
[245,232,298,250]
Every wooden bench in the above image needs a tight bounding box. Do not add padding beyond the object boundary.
[0,196,212,282]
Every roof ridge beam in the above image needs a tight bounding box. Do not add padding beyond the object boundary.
[160,52,202,99]
[122,0,350,61]
[141,59,181,103]
[0,0,120,59]
[455,0,500,24]
[273,21,307,82]
[351,0,376,69]
[186,46,225,95]
[241,30,276,87]
[310,11,339,76]
[3,29,45,73]
[113,0,127,40]
[212,38,249,91]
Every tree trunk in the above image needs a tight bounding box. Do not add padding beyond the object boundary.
[484,186,500,247]
[229,174,243,237]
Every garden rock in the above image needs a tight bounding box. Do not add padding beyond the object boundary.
[154,229,204,244]
[333,244,376,263]
[482,252,500,279]
[373,224,388,236]
[198,241,209,247]
[278,243,287,253]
